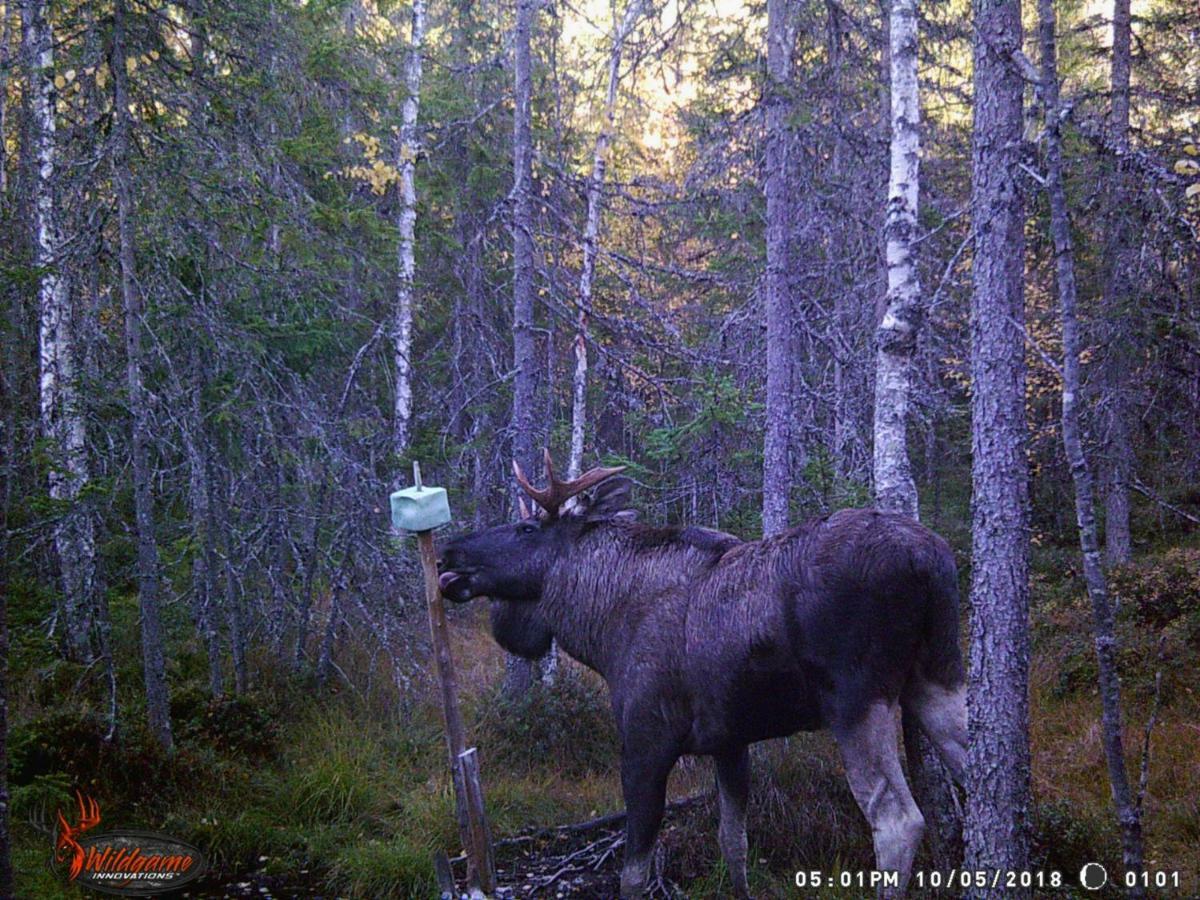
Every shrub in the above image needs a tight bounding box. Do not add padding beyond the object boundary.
[1032,798,1120,893]
[1035,548,1200,701]
[8,710,205,815]
[9,772,73,830]
[176,690,280,760]
[9,710,112,787]
[473,673,618,777]
[1111,548,1200,635]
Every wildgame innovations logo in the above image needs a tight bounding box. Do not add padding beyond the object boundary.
[52,792,208,895]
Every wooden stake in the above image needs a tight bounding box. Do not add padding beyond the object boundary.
[416,528,496,894]
[459,747,496,891]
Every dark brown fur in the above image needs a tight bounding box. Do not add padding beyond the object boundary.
[439,478,965,896]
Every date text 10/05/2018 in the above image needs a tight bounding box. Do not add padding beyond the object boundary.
[795,868,1184,892]
[795,870,1062,891]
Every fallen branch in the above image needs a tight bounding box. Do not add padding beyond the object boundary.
[536,832,624,889]
[450,790,712,862]
[513,791,710,844]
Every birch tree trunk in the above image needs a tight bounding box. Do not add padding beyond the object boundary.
[506,0,538,698]
[21,0,98,663]
[113,0,173,751]
[874,0,921,521]
[1038,3,1145,889]
[873,0,962,870]
[567,0,644,480]
[1102,0,1134,564]
[761,0,793,537]
[964,0,1031,889]
[392,0,426,462]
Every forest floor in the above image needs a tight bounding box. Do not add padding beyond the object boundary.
[8,539,1200,899]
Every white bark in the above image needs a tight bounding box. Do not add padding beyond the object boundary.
[22,0,97,660]
[392,0,426,462]
[567,0,645,480]
[875,0,963,871]
[873,0,920,521]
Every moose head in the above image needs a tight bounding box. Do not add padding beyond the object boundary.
[437,450,631,605]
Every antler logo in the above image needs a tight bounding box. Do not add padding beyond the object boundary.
[55,791,101,881]
[50,790,208,895]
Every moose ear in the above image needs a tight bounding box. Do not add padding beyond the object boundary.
[582,476,637,522]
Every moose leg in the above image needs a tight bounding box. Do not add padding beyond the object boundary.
[834,701,925,897]
[714,745,751,899]
[619,751,674,898]
[902,679,967,785]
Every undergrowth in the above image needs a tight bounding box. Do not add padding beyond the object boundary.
[10,547,1199,898]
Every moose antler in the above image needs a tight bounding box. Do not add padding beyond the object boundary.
[512,448,625,518]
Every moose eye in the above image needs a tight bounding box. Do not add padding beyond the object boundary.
[519,522,538,535]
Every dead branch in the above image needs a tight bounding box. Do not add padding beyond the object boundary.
[451,790,712,863]
[1130,480,1200,526]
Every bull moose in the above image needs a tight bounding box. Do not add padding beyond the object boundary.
[438,453,967,897]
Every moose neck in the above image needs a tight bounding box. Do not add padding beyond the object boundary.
[536,523,721,678]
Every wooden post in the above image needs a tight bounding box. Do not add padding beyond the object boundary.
[458,747,496,891]
[415,527,496,895]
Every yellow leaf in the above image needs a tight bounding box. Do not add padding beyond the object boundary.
[1184,143,1198,157]
[126,57,137,75]
[1174,159,1200,175]
[54,74,66,89]
[1186,183,1200,199]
